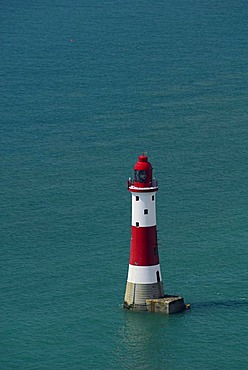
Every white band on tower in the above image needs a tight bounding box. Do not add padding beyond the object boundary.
[131,192,156,227]
[127,264,162,284]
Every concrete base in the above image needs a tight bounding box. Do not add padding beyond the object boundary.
[146,295,186,314]
[124,281,164,311]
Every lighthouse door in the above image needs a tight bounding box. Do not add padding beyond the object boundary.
[156,271,160,282]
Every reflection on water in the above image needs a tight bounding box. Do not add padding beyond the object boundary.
[115,310,182,369]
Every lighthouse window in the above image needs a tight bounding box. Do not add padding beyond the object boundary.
[144,209,148,215]
[136,222,139,227]
[134,170,146,183]
[136,196,139,201]
[152,195,155,201]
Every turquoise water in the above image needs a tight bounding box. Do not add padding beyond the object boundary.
[1,1,248,368]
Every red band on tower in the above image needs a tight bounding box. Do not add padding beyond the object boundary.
[129,226,159,266]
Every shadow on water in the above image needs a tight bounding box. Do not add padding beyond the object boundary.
[192,298,248,310]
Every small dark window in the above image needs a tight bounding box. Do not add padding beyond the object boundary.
[156,271,160,282]
[152,195,155,201]
[136,222,139,227]
[136,196,139,201]
[144,209,148,215]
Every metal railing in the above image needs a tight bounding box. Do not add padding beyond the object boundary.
[127,179,158,188]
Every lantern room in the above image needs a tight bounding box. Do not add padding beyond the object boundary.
[133,155,153,187]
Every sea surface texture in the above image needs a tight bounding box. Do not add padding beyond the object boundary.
[1,1,248,369]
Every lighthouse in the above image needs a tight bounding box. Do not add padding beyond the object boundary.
[124,154,164,310]
[124,154,187,313]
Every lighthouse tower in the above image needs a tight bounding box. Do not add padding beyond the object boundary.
[124,154,165,311]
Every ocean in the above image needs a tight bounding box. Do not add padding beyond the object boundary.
[1,0,248,368]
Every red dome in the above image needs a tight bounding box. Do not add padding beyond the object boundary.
[134,155,152,171]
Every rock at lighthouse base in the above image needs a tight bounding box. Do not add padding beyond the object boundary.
[146,295,186,314]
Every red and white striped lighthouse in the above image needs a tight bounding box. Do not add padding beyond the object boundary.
[124,154,165,311]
